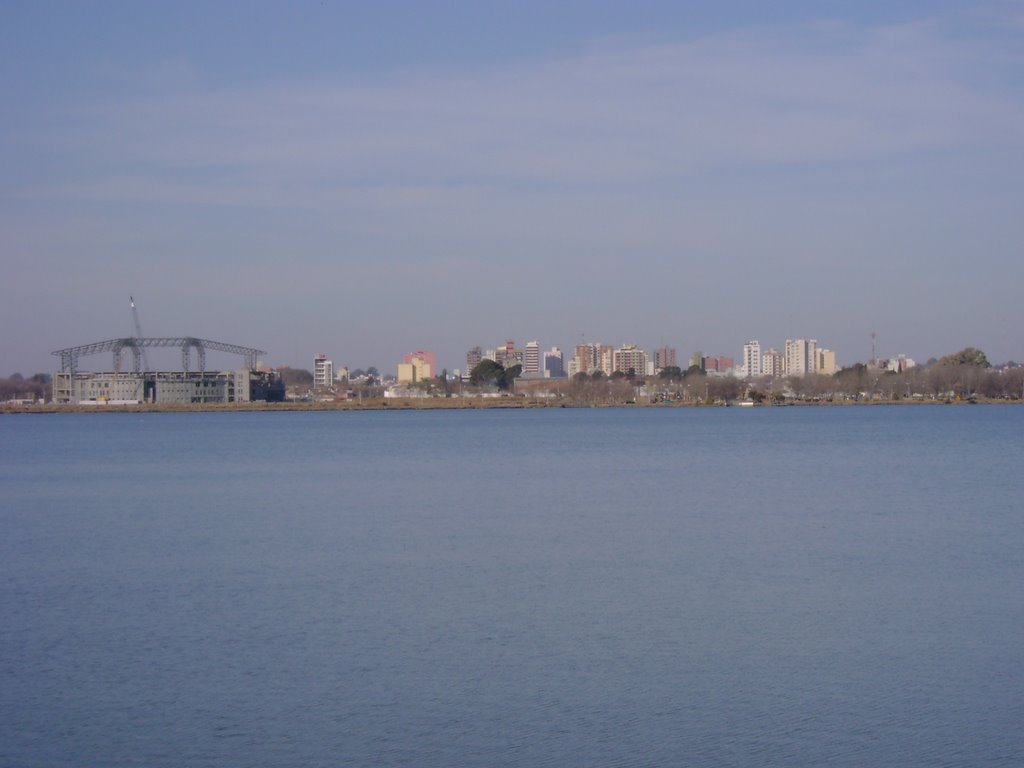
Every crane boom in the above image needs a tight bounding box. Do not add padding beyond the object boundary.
[130,296,151,371]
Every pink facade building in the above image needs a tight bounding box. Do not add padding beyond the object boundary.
[403,350,437,376]
[703,356,734,373]
[654,346,677,372]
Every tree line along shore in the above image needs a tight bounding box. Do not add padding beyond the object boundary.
[5,346,1021,411]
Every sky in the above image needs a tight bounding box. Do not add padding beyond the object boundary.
[3,1,1024,376]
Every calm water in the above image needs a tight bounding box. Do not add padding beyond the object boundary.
[2,406,1022,767]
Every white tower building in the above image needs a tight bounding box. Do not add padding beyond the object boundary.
[742,340,762,378]
[313,354,333,389]
[524,340,540,375]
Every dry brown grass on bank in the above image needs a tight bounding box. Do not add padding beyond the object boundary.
[2,396,1020,415]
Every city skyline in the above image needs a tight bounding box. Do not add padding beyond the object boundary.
[3,2,1024,375]
[33,327,985,383]
[22,320,993,382]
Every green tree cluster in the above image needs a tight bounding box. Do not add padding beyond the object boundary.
[938,347,990,368]
[658,366,683,381]
[469,360,521,390]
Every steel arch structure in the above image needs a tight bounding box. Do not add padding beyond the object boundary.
[53,337,265,374]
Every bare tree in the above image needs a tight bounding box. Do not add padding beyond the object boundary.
[707,376,741,402]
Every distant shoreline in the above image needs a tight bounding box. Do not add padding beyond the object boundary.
[3,398,1018,414]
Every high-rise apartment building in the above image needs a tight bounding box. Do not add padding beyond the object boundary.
[784,339,818,376]
[654,346,677,372]
[493,340,522,368]
[613,344,647,376]
[741,340,762,378]
[466,346,482,376]
[403,350,437,377]
[543,347,564,378]
[817,348,837,375]
[524,341,540,375]
[762,348,783,378]
[569,343,621,376]
[398,351,433,383]
[572,343,600,376]
[313,354,333,390]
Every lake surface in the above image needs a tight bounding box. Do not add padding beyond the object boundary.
[2,406,1022,767]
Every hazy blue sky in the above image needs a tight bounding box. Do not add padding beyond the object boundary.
[3,1,1023,375]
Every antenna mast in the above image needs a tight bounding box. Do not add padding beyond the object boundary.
[130,296,151,372]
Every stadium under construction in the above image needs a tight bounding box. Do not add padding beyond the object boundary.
[52,336,283,405]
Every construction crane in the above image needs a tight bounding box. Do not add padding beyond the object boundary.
[130,296,151,372]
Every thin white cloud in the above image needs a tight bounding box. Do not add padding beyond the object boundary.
[28,13,1022,212]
